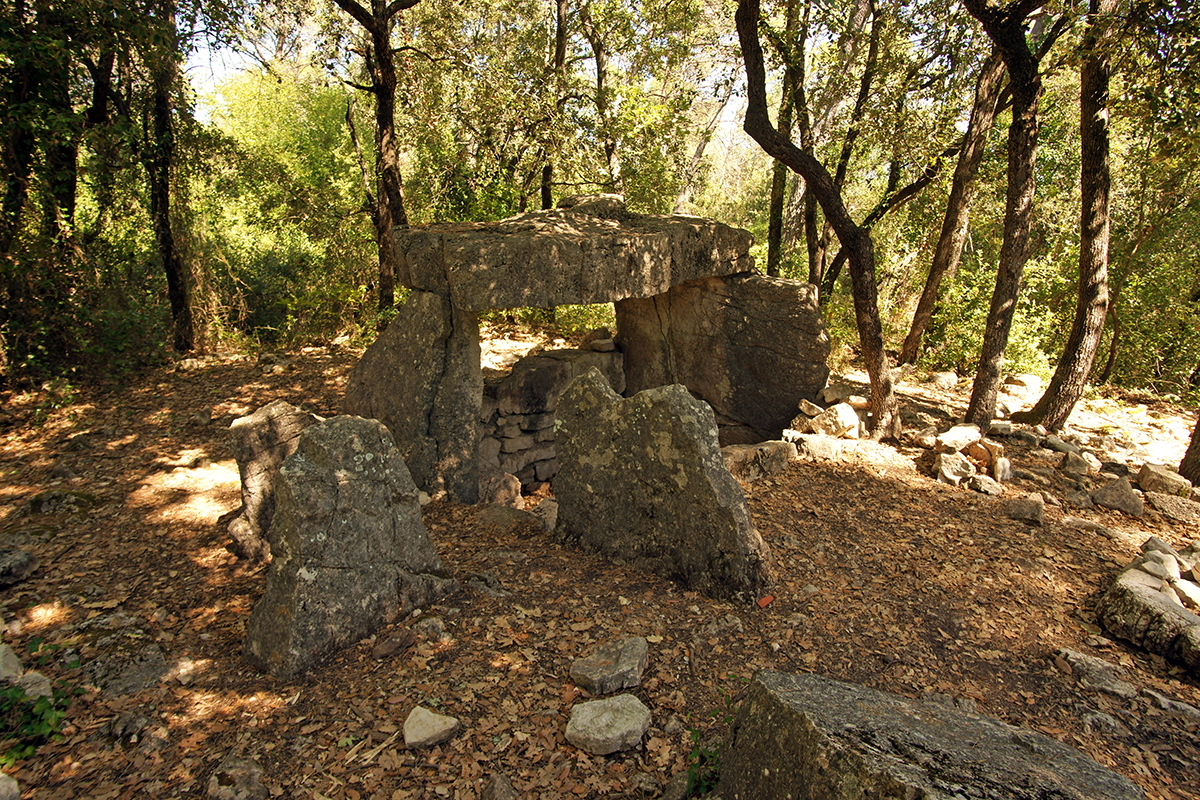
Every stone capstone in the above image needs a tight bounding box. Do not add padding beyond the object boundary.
[243,417,456,680]
[1092,476,1145,517]
[616,273,829,445]
[569,637,649,695]
[718,670,1143,800]
[227,400,321,561]
[396,200,753,309]
[404,706,461,748]
[721,441,797,484]
[1139,463,1194,498]
[554,369,774,600]
[342,290,482,502]
[565,694,651,755]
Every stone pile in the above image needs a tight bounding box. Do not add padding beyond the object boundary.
[1098,537,1200,676]
[565,636,652,755]
[479,349,625,490]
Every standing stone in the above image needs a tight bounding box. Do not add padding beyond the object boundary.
[1139,463,1193,498]
[719,671,1143,800]
[1092,477,1145,517]
[243,417,455,679]
[227,400,321,561]
[565,694,652,755]
[570,637,650,695]
[616,274,829,445]
[555,369,774,600]
[343,291,482,502]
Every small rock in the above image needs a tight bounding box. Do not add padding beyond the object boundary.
[1059,451,1091,477]
[413,616,446,641]
[1142,688,1200,722]
[570,637,649,695]
[1092,477,1144,517]
[927,371,958,389]
[989,420,1013,436]
[797,398,823,417]
[992,456,1013,483]
[1145,492,1200,523]
[1066,491,1095,510]
[912,426,938,449]
[1005,492,1044,525]
[934,452,975,487]
[1044,434,1081,454]
[0,546,39,588]
[808,403,860,439]
[969,475,1003,496]
[49,460,76,479]
[1061,517,1116,539]
[790,433,844,461]
[846,395,870,410]
[404,706,461,748]
[480,773,520,800]
[1055,648,1137,699]
[0,774,18,800]
[565,694,651,755]
[819,385,854,404]
[532,499,558,532]
[0,644,21,683]
[588,338,616,352]
[17,670,52,699]
[1138,463,1193,497]
[207,755,268,800]
[935,424,981,454]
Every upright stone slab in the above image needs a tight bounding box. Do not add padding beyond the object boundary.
[227,400,321,561]
[342,291,482,502]
[616,273,829,445]
[554,368,774,599]
[243,416,455,680]
[719,671,1143,800]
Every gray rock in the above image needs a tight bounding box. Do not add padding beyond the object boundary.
[532,499,558,532]
[17,670,52,699]
[226,400,321,561]
[207,755,268,800]
[1092,477,1144,517]
[806,403,860,439]
[17,489,97,517]
[343,290,482,502]
[0,774,18,800]
[989,420,1013,436]
[555,369,774,600]
[1044,434,1081,454]
[90,641,169,695]
[1061,517,1116,539]
[1009,429,1041,446]
[1098,562,1200,675]
[397,196,753,308]
[1066,490,1095,510]
[927,371,958,388]
[797,398,823,417]
[1146,492,1200,523]
[618,274,829,445]
[993,456,1013,483]
[1142,688,1200,722]
[0,644,21,683]
[719,670,1142,800]
[786,433,844,461]
[934,452,976,487]
[1139,463,1193,497]
[404,706,461,748]
[969,475,1003,496]
[494,349,625,416]
[1005,492,1044,525]
[243,417,456,680]
[721,441,796,484]
[0,546,39,587]
[1059,451,1091,477]
[570,637,649,695]
[565,694,651,755]
[912,426,938,449]
[935,424,981,453]
[1054,648,1137,698]
[819,385,854,404]
[477,459,524,509]
[480,773,519,800]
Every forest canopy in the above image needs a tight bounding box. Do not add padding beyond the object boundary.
[1,0,1198,410]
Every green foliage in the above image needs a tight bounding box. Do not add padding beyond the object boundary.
[683,674,743,797]
[0,641,78,767]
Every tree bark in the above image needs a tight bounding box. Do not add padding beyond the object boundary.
[900,49,1006,364]
[1012,0,1116,429]
[736,0,899,440]
[0,0,37,256]
[1181,415,1200,486]
[766,0,801,277]
[963,0,1046,430]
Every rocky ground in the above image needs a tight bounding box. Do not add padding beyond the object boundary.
[0,334,1198,799]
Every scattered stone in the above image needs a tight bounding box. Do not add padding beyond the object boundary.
[806,403,860,439]
[1060,451,1091,477]
[243,417,456,680]
[0,644,21,682]
[49,460,76,479]
[819,385,854,404]
[570,637,649,695]
[404,706,461,748]
[1003,373,1042,391]
[927,371,958,389]
[1066,491,1095,510]
[1141,688,1200,723]
[371,630,416,660]
[912,426,938,449]
[479,773,519,800]
[555,369,774,600]
[532,499,558,532]
[0,774,18,800]
[935,424,981,454]
[1061,517,1117,539]
[464,569,511,598]
[90,641,169,695]
[1083,451,1104,473]
[993,456,1013,483]
[1054,648,1137,698]
[17,489,97,517]
[1005,492,1044,525]
[797,398,823,417]
[226,400,321,561]
[1139,463,1193,497]
[1044,434,1081,454]
[477,459,525,509]
[989,420,1013,436]
[0,546,39,587]
[207,755,268,800]
[588,338,616,352]
[934,452,975,487]
[969,475,1003,496]
[787,433,844,461]
[565,694,651,755]
[845,395,870,410]
[1098,548,1200,676]
[719,670,1141,800]
[1012,467,1050,486]
[413,616,447,642]
[1092,477,1145,517]
[1146,492,1200,523]
[17,670,52,699]
[721,441,796,484]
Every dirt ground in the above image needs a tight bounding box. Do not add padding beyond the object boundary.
[1,334,1199,799]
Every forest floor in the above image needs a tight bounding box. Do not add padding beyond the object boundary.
[1,329,1199,800]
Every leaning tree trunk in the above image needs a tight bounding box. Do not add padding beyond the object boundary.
[1181,415,1200,485]
[900,49,1006,365]
[1012,0,1115,430]
[766,0,801,277]
[963,0,1045,430]
[736,0,899,440]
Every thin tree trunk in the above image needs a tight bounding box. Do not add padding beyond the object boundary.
[900,49,1006,364]
[579,5,615,183]
[542,0,569,210]
[766,0,801,276]
[963,0,1046,430]
[0,0,37,256]
[1181,415,1200,485]
[737,0,899,440]
[1012,0,1116,429]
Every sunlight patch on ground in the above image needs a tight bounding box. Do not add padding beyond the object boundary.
[128,459,240,527]
[23,600,70,634]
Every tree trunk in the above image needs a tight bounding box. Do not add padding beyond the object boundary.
[1012,0,1116,429]
[766,0,800,277]
[1181,415,1200,486]
[963,0,1045,430]
[736,0,899,440]
[900,49,1006,364]
[145,1,194,352]
[0,0,37,256]
[579,6,616,183]
[673,86,732,214]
